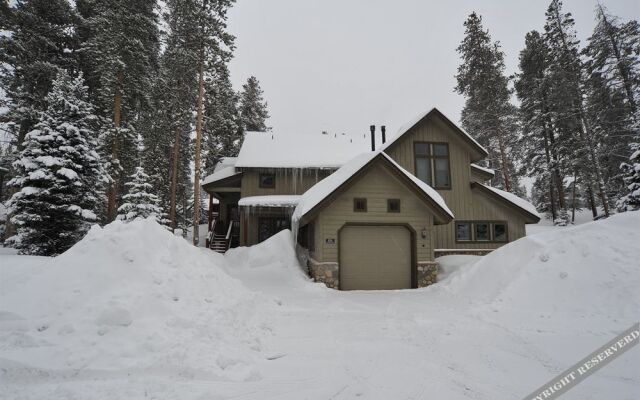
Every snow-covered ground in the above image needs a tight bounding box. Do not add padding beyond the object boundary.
[1,214,639,399]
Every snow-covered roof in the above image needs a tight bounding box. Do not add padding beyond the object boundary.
[383,107,488,159]
[292,151,453,226]
[202,156,242,186]
[235,131,373,169]
[471,164,495,177]
[214,157,237,173]
[238,195,301,208]
[475,183,540,221]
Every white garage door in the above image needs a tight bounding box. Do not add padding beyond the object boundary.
[340,225,412,290]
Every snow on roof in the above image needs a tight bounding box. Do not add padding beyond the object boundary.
[202,165,240,186]
[382,107,488,156]
[235,131,373,169]
[471,163,495,176]
[238,195,301,208]
[214,157,237,173]
[292,151,453,226]
[480,184,540,219]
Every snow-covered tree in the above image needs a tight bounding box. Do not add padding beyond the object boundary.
[239,76,269,132]
[455,12,519,192]
[203,63,242,174]
[117,166,162,222]
[80,0,160,222]
[617,143,640,212]
[7,71,104,256]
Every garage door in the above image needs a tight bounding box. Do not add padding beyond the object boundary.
[340,225,412,290]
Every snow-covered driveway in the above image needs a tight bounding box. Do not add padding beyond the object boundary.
[1,215,639,399]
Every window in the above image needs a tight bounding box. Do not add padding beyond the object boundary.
[493,223,507,242]
[353,198,367,212]
[387,199,401,213]
[455,221,508,242]
[414,142,450,189]
[475,222,489,241]
[456,222,471,241]
[259,173,275,188]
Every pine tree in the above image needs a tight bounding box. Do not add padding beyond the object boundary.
[203,63,242,174]
[617,143,640,212]
[515,30,568,222]
[6,71,104,255]
[239,76,269,132]
[117,166,162,222]
[543,0,610,219]
[455,12,519,192]
[584,5,639,205]
[80,0,160,222]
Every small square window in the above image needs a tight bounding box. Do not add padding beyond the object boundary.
[493,223,507,242]
[387,199,401,213]
[259,173,275,188]
[475,222,489,241]
[354,198,367,212]
[456,222,471,241]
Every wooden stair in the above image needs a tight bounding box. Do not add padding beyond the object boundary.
[210,234,229,253]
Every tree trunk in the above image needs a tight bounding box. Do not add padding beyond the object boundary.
[587,185,598,218]
[169,127,181,230]
[496,129,512,192]
[192,52,205,246]
[571,170,577,222]
[106,69,124,222]
[542,129,557,221]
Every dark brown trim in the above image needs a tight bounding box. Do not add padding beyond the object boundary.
[454,220,509,244]
[470,182,541,223]
[384,108,488,161]
[353,198,367,212]
[337,222,417,289]
[387,198,401,213]
[413,141,452,190]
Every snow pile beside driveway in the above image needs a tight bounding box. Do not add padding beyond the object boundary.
[0,218,268,381]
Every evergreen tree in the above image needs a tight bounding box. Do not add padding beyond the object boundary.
[117,166,162,222]
[515,30,568,222]
[80,0,160,222]
[0,0,77,147]
[455,12,519,192]
[6,71,104,255]
[239,76,269,132]
[584,5,639,204]
[543,0,609,219]
[203,63,242,174]
[617,143,640,212]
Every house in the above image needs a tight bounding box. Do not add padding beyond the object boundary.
[202,107,540,290]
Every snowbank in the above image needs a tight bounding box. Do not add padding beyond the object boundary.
[0,218,268,381]
[444,212,640,321]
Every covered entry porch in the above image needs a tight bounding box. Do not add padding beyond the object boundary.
[238,196,300,246]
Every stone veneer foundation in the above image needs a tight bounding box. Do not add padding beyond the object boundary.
[417,261,438,288]
[308,258,339,289]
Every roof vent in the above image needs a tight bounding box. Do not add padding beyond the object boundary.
[381,125,386,144]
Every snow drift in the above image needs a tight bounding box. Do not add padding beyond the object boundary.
[0,218,269,381]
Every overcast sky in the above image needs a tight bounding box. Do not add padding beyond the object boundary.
[227,0,639,139]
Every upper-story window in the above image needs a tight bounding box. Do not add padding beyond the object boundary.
[259,173,275,188]
[414,142,451,189]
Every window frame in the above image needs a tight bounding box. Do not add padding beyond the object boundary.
[353,198,367,212]
[454,221,509,243]
[413,141,451,190]
[387,198,401,213]
[259,172,276,189]
[474,221,490,242]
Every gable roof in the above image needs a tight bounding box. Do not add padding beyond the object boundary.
[292,151,454,227]
[235,131,374,169]
[383,107,489,161]
[471,182,541,223]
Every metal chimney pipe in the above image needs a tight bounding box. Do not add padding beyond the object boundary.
[370,125,376,151]
[381,125,386,144]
